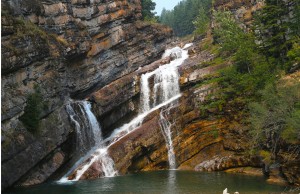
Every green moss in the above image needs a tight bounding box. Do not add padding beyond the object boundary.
[209,57,225,66]
[13,17,48,40]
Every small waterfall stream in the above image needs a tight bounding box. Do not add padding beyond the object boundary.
[65,102,98,153]
[60,44,192,182]
[60,101,117,182]
[159,108,177,170]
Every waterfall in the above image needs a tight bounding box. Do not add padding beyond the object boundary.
[72,147,117,181]
[65,102,96,153]
[103,45,190,146]
[81,101,102,146]
[159,108,176,169]
[139,74,151,113]
[61,43,192,182]
[59,101,117,182]
[138,45,188,169]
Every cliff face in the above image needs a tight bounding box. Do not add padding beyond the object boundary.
[1,0,173,189]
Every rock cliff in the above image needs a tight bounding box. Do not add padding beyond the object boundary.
[1,0,173,189]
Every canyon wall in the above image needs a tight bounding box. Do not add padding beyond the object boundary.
[1,0,173,189]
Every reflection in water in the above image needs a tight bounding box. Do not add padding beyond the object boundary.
[167,170,177,194]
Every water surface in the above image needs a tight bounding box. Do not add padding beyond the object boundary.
[6,171,297,194]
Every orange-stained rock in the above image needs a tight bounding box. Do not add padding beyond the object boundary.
[88,38,112,56]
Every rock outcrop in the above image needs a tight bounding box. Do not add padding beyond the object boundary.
[213,0,265,29]
[1,0,173,189]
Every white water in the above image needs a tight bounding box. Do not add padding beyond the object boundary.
[140,74,151,113]
[183,43,193,50]
[60,44,190,182]
[73,147,118,181]
[139,46,187,169]
[81,101,102,146]
[60,101,117,182]
[159,108,176,169]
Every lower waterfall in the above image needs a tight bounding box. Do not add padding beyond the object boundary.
[159,107,177,170]
[59,101,117,182]
[60,44,192,182]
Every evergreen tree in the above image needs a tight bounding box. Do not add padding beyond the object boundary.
[193,6,210,36]
[141,0,156,20]
[254,0,292,63]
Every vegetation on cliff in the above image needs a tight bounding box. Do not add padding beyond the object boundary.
[141,0,157,22]
[193,0,300,172]
[20,86,44,134]
[250,80,300,154]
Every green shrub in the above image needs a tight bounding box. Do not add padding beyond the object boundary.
[20,86,43,134]
[249,82,300,158]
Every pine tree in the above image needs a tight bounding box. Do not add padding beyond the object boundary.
[254,0,292,63]
[141,0,156,20]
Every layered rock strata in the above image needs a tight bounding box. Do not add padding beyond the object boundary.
[65,45,262,182]
[1,0,173,189]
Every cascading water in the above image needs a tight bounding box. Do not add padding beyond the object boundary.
[61,43,192,182]
[159,108,177,169]
[81,101,102,146]
[59,101,117,182]
[138,46,187,169]
[65,102,97,153]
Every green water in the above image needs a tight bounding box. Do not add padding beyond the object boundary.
[5,171,298,194]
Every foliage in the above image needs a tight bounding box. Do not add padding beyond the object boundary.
[14,17,48,40]
[141,0,156,20]
[291,0,300,37]
[199,11,275,115]
[259,150,272,164]
[287,41,300,70]
[20,86,44,134]
[253,0,299,64]
[249,81,300,158]
[193,6,210,36]
[197,1,300,168]
[160,0,211,37]
[213,11,265,74]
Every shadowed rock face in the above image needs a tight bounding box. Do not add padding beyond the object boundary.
[1,0,173,189]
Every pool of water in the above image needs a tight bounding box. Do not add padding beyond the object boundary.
[5,171,297,194]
